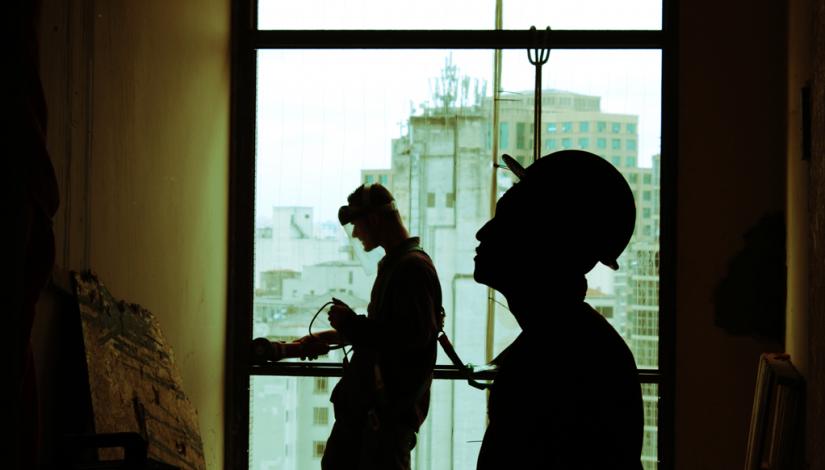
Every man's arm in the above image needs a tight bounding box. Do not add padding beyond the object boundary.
[293,329,348,360]
[299,329,345,345]
[329,256,439,352]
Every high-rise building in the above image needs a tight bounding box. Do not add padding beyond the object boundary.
[361,168,391,187]
[386,72,661,467]
[626,153,661,470]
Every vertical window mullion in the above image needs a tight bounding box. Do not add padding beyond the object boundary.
[485,0,504,364]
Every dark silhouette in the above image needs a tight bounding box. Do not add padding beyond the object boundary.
[474,150,643,469]
[713,212,786,342]
[296,184,442,470]
[11,1,60,467]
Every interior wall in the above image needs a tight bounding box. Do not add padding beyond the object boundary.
[785,0,825,467]
[786,0,812,380]
[677,0,787,468]
[37,1,230,468]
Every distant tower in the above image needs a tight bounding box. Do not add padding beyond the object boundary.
[429,54,487,114]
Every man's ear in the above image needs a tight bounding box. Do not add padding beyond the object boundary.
[366,212,381,232]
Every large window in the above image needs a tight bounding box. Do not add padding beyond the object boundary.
[229,2,675,469]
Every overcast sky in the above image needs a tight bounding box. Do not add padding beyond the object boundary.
[255,1,663,225]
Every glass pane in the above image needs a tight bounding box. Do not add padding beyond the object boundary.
[503,0,662,30]
[250,376,335,469]
[642,383,660,469]
[258,0,495,30]
[252,49,661,469]
[492,49,661,369]
[250,378,660,469]
[254,49,661,368]
[254,50,495,369]
[251,375,488,469]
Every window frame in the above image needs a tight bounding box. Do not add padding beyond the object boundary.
[227,1,678,468]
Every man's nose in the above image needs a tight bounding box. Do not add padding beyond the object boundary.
[476,220,492,241]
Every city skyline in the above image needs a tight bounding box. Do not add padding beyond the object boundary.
[250,75,661,468]
[255,50,661,225]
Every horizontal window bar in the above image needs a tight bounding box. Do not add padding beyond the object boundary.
[250,362,662,383]
[253,30,665,49]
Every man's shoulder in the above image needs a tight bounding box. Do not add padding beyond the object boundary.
[395,248,436,271]
[577,303,638,371]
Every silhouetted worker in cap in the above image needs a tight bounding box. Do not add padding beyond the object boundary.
[296,183,442,470]
[474,150,643,469]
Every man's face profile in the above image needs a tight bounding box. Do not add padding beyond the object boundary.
[473,189,522,288]
[352,216,378,252]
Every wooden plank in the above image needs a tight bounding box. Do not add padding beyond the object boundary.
[745,353,805,470]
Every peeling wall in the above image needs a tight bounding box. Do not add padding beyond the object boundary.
[38,1,230,468]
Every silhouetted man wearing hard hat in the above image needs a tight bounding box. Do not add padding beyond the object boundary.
[298,183,442,470]
[474,150,643,469]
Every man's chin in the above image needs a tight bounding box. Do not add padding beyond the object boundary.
[474,268,505,292]
[472,267,489,286]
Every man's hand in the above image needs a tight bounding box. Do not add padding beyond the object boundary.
[294,335,330,360]
[328,303,357,331]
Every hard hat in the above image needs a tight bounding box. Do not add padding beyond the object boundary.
[502,150,636,270]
